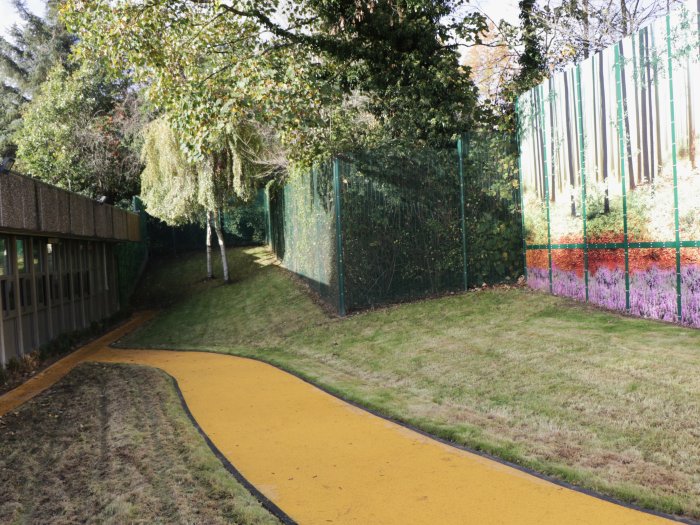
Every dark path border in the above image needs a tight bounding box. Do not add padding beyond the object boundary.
[112,340,697,525]
[167,373,297,525]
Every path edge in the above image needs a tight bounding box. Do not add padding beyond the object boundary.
[167,373,297,525]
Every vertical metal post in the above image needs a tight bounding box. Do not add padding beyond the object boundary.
[12,236,25,356]
[78,242,87,328]
[44,240,53,340]
[515,101,528,282]
[57,242,66,333]
[332,158,346,316]
[265,186,273,248]
[666,14,683,321]
[575,65,590,302]
[538,85,554,293]
[29,237,39,350]
[614,43,631,312]
[457,135,468,290]
[68,241,77,330]
[0,237,6,367]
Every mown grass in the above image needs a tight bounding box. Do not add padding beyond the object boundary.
[0,362,279,524]
[123,246,700,520]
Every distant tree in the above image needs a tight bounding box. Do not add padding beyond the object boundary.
[530,0,682,71]
[477,0,683,117]
[14,63,143,203]
[0,0,74,157]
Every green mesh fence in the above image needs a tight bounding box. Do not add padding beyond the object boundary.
[115,197,149,308]
[462,132,523,287]
[267,133,523,314]
[146,191,267,256]
[338,148,463,310]
[268,163,341,311]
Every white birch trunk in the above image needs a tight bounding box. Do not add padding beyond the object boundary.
[213,208,230,283]
[206,209,214,279]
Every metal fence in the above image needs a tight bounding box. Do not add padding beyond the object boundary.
[266,133,523,314]
[518,3,700,327]
[146,192,267,256]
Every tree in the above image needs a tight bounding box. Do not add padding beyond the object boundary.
[518,0,547,93]
[482,0,683,116]
[140,117,264,282]
[531,0,682,71]
[62,0,487,169]
[0,0,74,157]
[13,63,143,202]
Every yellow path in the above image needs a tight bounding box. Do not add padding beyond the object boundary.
[0,316,676,525]
[0,313,155,417]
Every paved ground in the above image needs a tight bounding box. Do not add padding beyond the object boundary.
[0,315,677,524]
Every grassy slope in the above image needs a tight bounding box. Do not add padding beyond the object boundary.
[0,362,279,525]
[124,247,700,520]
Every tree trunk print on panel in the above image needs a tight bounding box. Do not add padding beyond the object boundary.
[598,52,610,213]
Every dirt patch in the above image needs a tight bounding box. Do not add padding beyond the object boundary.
[0,362,279,525]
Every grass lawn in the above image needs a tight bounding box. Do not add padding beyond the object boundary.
[0,362,279,525]
[123,247,700,521]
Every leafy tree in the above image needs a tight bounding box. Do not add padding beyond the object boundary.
[516,0,547,93]
[465,0,682,133]
[62,0,488,168]
[14,63,143,202]
[0,0,74,157]
[140,117,264,282]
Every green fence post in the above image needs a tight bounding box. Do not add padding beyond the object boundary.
[332,157,346,316]
[515,101,528,282]
[457,135,468,290]
[666,14,683,321]
[614,43,631,312]
[264,185,272,247]
[575,65,589,302]
[538,84,554,294]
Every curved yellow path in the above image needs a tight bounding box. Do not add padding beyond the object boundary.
[0,316,676,525]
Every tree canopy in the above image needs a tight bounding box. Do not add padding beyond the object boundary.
[0,0,74,157]
[61,0,490,170]
[14,62,143,203]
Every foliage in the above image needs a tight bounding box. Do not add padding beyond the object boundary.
[61,0,487,169]
[140,116,263,222]
[14,62,143,202]
[0,0,74,158]
[222,200,267,245]
[140,118,201,225]
[516,0,546,93]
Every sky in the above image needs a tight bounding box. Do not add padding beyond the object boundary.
[470,0,520,27]
[0,0,45,37]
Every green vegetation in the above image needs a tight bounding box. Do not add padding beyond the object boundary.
[0,362,279,524]
[123,247,700,520]
[63,0,486,167]
[0,0,74,158]
[14,62,143,202]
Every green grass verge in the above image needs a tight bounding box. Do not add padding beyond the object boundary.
[122,247,700,520]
